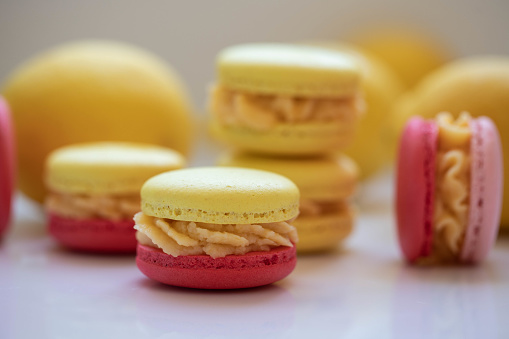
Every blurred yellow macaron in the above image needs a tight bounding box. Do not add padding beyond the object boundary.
[2,40,194,203]
[351,27,451,88]
[218,152,358,253]
[392,56,509,226]
[208,43,364,155]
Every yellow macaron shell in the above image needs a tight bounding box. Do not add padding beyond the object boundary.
[294,208,355,252]
[217,152,358,201]
[218,43,360,98]
[141,167,300,224]
[351,28,450,88]
[46,142,185,194]
[210,119,356,156]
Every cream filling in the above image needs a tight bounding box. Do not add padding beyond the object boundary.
[299,198,348,217]
[46,192,140,221]
[134,212,299,259]
[209,84,364,132]
[426,112,471,263]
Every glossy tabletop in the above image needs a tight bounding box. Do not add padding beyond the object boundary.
[1,172,509,339]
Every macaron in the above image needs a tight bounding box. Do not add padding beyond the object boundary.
[134,167,299,289]
[396,113,503,264]
[44,142,185,253]
[208,43,364,155]
[0,97,15,238]
[218,152,358,253]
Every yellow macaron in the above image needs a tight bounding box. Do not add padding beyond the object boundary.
[209,43,363,155]
[350,28,450,88]
[218,152,358,252]
[44,141,185,253]
[2,40,195,204]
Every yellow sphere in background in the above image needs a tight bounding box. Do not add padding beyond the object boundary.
[309,42,405,178]
[2,41,195,203]
[392,56,509,226]
[351,28,451,88]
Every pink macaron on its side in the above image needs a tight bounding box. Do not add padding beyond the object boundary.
[0,97,15,238]
[396,113,503,265]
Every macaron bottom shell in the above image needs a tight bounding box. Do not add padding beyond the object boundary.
[49,214,137,253]
[294,211,354,253]
[210,120,355,155]
[136,244,297,289]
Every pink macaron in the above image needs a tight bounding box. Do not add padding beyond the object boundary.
[396,113,503,264]
[0,97,15,238]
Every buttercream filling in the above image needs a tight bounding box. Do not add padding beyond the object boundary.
[425,112,471,263]
[134,212,298,259]
[299,198,348,217]
[209,84,364,131]
[46,192,140,221]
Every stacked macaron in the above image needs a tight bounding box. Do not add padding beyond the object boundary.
[209,43,363,253]
[44,142,185,253]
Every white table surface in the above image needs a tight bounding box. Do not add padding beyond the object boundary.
[1,171,509,339]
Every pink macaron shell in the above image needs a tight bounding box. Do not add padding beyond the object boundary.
[396,117,438,262]
[460,117,503,263]
[49,213,137,253]
[136,244,297,289]
[0,97,15,238]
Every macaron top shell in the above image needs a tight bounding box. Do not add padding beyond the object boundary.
[396,117,438,262]
[218,43,360,98]
[0,97,15,236]
[45,142,185,194]
[461,117,503,263]
[141,167,300,224]
[217,153,358,201]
